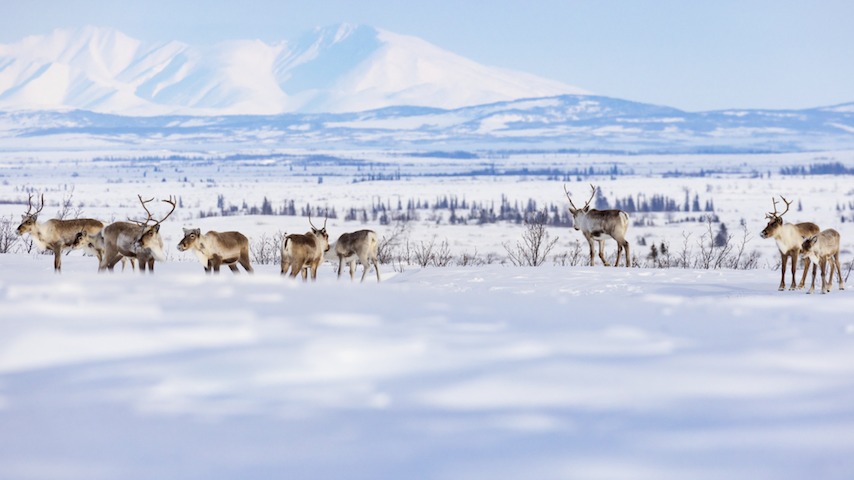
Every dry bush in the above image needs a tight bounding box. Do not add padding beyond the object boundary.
[553,240,585,266]
[504,209,559,267]
[251,230,286,265]
[0,216,19,253]
[409,237,453,267]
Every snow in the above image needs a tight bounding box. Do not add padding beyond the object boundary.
[0,25,586,115]
[1,148,854,479]
[1,255,853,480]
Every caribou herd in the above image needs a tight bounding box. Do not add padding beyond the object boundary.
[13,187,847,293]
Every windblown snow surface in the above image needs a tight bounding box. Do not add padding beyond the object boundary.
[1,255,852,480]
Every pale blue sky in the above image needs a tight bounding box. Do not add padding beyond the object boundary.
[3,0,852,111]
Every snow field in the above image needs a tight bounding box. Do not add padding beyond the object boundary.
[0,256,852,479]
[1,151,854,479]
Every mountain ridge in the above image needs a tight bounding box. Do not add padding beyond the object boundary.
[2,94,852,153]
[0,24,587,115]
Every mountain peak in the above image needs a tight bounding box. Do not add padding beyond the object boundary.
[0,25,587,115]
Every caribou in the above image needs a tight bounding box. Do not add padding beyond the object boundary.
[280,216,330,281]
[70,228,136,271]
[564,184,631,267]
[332,229,381,282]
[177,228,253,273]
[801,229,844,294]
[759,196,820,291]
[94,195,175,273]
[15,193,104,271]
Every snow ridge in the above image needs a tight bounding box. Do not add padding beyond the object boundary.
[0,24,587,115]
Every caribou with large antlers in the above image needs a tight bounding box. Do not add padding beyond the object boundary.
[177,228,253,273]
[281,215,330,281]
[15,193,104,271]
[91,195,176,273]
[759,196,820,291]
[564,184,631,267]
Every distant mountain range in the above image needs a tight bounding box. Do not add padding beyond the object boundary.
[2,95,852,153]
[0,24,586,115]
[0,25,852,153]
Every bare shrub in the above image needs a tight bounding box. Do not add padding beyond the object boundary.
[0,215,19,253]
[457,249,484,267]
[728,223,761,269]
[696,218,732,269]
[553,240,585,266]
[677,232,693,269]
[693,219,761,270]
[377,222,408,265]
[431,238,453,267]
[504,209,559,267]
[251,230,286,265]
[409,236,453,267]
[56,187,83,220]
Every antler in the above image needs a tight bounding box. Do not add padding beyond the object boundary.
[767,195,792,219]
[130,195,156,226]
[308,211,329,231]
[563,184,578,210]
[154,196,177,227]
[24,193,45,217]
[585,184,597,209]
[131,195,176,227]
[778,195,792,217]
[24,193,34,216]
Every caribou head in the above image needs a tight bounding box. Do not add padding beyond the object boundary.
[129,195,176,262]
[564,184,597,231]
[308,213,330,252]
[16,193,46,236]
[760,195,792,239]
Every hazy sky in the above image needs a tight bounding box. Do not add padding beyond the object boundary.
[3,0,852,111]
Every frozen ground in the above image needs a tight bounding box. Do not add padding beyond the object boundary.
[1,150,854,479]
[0,255,852,480]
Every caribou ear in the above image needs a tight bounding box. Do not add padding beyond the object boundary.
[153,224,161,233]
[568,207,577,215]
[803,235,817,248]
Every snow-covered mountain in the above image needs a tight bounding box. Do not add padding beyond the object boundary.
[2,94,853,153]
[0,25,587,115]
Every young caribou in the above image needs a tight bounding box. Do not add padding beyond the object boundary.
[564,184,631,267]
[759,196,820,291]
[801,229,844,294]
[280,216,330,281]
[70,228,136,271]
[16,193,104,271]
[177,228,253,273]
[332,229,381,282]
